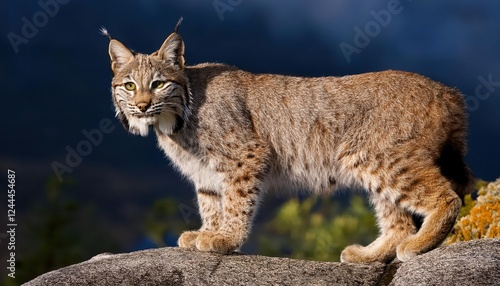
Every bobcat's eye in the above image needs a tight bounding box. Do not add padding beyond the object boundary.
[152,81,166,89]
[124,82,136,91]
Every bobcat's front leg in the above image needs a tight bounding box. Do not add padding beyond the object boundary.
[195,183,262,253]
[178,188,222,249]
[195,144,268,254]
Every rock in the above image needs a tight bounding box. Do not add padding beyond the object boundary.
[23,247,387,286]
[24,239,500,286]
[390,238,500,286]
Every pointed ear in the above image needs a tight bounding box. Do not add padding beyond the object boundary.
[108,39,134,73]
[157,33,185,69]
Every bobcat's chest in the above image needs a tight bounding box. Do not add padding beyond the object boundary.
[156,134,225,193]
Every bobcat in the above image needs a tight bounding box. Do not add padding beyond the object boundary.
[103,19,474,263]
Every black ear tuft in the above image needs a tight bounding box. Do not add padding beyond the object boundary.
[157,17,186,69]
[174,16,183,33]
[100,27,112,40]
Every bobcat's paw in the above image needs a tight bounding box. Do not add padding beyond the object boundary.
[178,231,199,249]
[341,244,367,263]
[396,236,420,262]
[341,244,395,263]
[195,231,239,254]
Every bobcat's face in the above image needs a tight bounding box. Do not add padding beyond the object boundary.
[107,30,189,136]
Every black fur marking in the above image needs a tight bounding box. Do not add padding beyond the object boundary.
[173,114,185,133]
[197,188,220,197]
[436,141,470,187]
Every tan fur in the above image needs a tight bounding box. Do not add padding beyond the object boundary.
[106,26,474,263]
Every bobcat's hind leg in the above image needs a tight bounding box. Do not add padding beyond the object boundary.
[341,197,416,263]
[178,188,222,249]
[396,167,461,261]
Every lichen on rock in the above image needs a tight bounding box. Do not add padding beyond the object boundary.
[446,178,500,244]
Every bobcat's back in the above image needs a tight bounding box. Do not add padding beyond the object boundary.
[185,65,472,198]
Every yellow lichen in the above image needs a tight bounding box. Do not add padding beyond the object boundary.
[445,178,500,244]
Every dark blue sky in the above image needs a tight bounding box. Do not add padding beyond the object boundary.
[1,0,499,251]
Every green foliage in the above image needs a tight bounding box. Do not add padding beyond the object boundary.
[3,176,118,285]
[3,177,78,285]
[258,195,378,261]
[144,198,200,246]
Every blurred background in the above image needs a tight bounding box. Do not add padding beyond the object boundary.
[1,0,500,283]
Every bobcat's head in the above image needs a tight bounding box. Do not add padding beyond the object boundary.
[103,18,191,137]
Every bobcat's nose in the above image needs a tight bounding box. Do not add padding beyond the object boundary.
[136,101,151,112]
